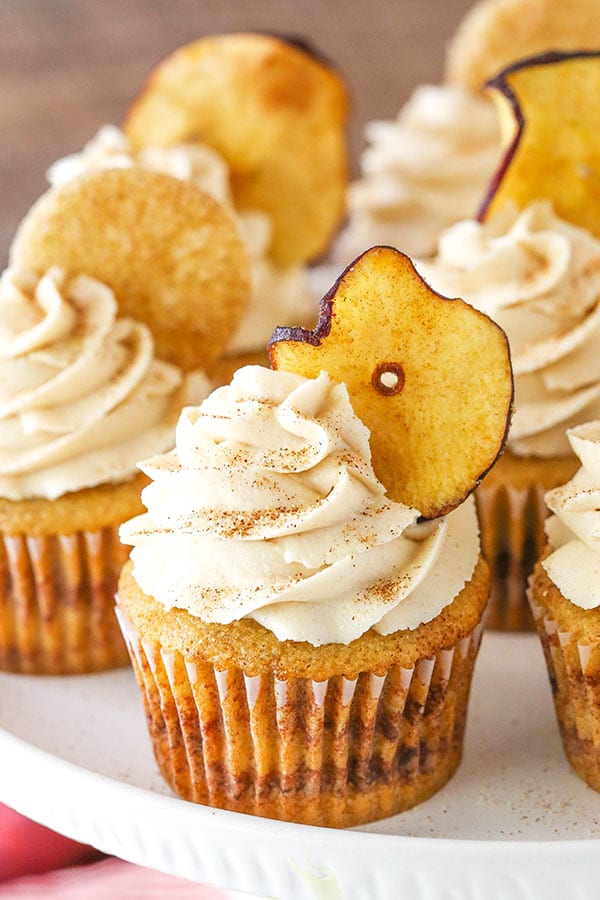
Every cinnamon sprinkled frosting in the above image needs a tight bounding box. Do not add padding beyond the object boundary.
[0,267,207,500]
[418,201,600,457]
[120,366,479,645]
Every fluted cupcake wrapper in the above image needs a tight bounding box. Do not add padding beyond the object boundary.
[475,479,547,632]
[117,610,484,827]
[528,586,600,791]
[0,526,130,674]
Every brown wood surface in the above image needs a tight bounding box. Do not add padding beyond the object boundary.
[1,0,473,265]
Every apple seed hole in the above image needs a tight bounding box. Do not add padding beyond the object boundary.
[371,363,405,397]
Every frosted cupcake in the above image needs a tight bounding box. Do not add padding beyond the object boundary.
[0,167,249,674]
[529,421,600,791]
[117,367,488,826]
[418,201,600,629]
[116,247,513,826]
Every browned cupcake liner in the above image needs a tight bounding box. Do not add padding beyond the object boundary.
[0,526,130,674]
[475,479,548,632]
[117,609,485,827]
[528,584,600,791]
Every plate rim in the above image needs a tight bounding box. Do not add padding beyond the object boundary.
[2,723,600,860]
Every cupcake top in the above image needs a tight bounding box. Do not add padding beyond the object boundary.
[47,126,313,357]
[120,365,480,645]
[417,201,600,457]
[543,421,600,608]
[3,167,253,500]
[334,84,501,261]
[0,267,208,501]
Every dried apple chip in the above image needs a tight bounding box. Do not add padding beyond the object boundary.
[269,247,513,520]
[480,51,600,233]
[446,0,600,91]
[10,168,251,371]
[124,33,349,267]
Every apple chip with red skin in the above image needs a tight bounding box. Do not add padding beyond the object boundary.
[480,51,600,233]
[269,247,513,520]
[124,33,349,267]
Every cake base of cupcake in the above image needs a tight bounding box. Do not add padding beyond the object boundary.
[117,558,489,827]
[528,559,600,792]
[0,475,146,675]
[476,451,578,632]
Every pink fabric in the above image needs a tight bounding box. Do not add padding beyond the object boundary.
[0,858,229,898]
[0,806,231,898]
[0,806,101,881]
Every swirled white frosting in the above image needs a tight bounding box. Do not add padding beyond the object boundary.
[417,202,600,457]
[48,126,314,355]
[120,365,480,645]
[543,421,600,608]
[47,125,233,205]
[0,267,209,501]
[332,84,501,262]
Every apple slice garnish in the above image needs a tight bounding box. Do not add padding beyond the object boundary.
[124,33,349,267]
[479,50,600,233]
[10,168,251,371]
[446,0,600,92]
[269,246,513,520]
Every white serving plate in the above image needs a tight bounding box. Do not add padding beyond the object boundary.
[1,632,600,900]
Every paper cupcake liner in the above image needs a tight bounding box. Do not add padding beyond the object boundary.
[0,526,130,674]
[117,610,484,827]
[528,584,600,791]
[475,479,547,632]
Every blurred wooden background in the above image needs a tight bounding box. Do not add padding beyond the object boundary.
[2,0,473,264]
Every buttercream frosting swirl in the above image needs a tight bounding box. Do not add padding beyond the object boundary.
[543,421,600,608]
[47,124,232,205]
[0,266,207,501]
[333,84,501,262]
[417,202,600,457]
[47,126,313,355]
[120,365,479,645]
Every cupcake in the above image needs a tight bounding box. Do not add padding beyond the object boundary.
[0,167,250,674]
[117,246,513,826]
[50,34,348,382]
[529,420,600,791]
[417,201,600,629]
